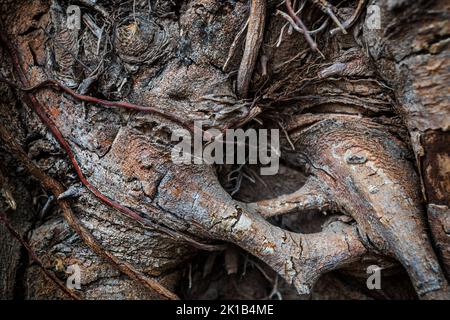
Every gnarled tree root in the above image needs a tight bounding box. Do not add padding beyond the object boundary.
[224,215,367,295]
[247,114,449,299]
[153,165,367,296]
[245,176,332,218]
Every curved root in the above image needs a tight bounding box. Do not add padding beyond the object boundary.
[209,204,367,295]
[279,116,450,299]
[245,177,332,218]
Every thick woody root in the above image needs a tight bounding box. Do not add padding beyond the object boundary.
[0,125,179,300]
[0,28,362,297]
[245,176,332,218]
[223,213,368,295]
[0,27,366,297]
[0,28,339,298]
[248,114,449,299]
[154,166,366,295]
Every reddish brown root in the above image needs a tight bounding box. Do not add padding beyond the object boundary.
[237,0,266,98]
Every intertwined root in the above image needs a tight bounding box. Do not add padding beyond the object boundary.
[154,166,367,295]
[245,115,450,299]
[280,0,366,50]
[245,176,332,218]
[226,214,367,295]
[1,0,448,300]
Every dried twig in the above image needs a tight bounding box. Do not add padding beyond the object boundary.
[310,0,347,34]
[276,10,328,35]
[330,0,366,35]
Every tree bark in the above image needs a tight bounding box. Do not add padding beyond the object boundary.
[0,0,449,299]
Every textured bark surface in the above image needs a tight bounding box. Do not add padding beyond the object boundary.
[0,0,449,300]
[361,0,450,282]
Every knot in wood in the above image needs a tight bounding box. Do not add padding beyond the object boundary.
[114,15,170,66]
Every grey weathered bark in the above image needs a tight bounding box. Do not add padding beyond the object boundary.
[0,0,449,299]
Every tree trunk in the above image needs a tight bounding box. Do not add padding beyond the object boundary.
[0,0,448,299]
